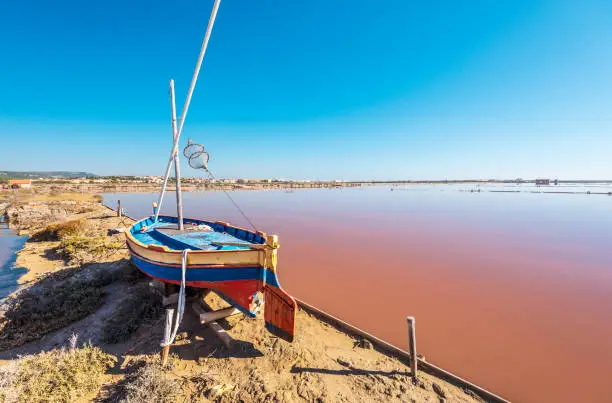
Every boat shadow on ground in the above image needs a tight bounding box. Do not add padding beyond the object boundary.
[155,310,265,361]
[107,295,266,363]
[171,337,265,361]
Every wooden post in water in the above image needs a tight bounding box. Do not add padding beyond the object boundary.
[407,316,417,379]
[117,200,121,217]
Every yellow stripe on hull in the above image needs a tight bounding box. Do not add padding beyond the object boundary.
[125,216,278,271]
[126,236,262,267]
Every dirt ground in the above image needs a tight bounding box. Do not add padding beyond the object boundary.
[0,197,489,402]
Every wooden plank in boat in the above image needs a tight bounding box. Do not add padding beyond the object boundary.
[210,241,264,250]
[156,225,212,236]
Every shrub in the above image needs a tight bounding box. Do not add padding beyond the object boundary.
[0,343,117,402]
[121,363,178,403]
[56,236,123,264]
[31,219,87,242]
[76,206,97,214]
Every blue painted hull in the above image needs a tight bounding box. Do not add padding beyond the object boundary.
[126,215,296,341]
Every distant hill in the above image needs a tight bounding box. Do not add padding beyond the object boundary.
[0,171,97,179]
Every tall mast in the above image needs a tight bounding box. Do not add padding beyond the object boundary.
[170,79,184,230]
[154,0,222,223]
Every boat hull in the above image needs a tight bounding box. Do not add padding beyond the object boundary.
[126,215,296,341]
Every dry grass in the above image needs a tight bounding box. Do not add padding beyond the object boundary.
[30,214,124,264]
[56,236,124,264]
[0,190,102,205]
[118,361,179,403]
[30,219,88,242]
[100,283,164,344]
[76,205,98,214]
[0,342,116,403]
[106,358,229,402]
[12,192,103,204]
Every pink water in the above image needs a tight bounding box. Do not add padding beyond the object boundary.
[105,185,612,402]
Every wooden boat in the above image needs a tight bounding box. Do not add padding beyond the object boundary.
[124,0,296,344]
[126,215,297,342]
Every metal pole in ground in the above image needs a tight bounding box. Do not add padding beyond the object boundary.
[161,282,181,366]
[407,316,417,380]
[117,200,121,217]
[161,308,175,367]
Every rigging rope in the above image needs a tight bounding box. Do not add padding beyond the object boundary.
[206,168,259,232]
[182,139,259,232]
[161,248,190,348]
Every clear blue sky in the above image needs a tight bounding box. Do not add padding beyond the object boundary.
[1,0,611,180]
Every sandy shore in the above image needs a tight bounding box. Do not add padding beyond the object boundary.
[0,197,493,402]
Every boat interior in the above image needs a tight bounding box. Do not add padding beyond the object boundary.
[130,215,266,252]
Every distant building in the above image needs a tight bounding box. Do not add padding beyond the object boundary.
[535,179,550,186]
[140,176,162,184]
[8,179,32,189]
